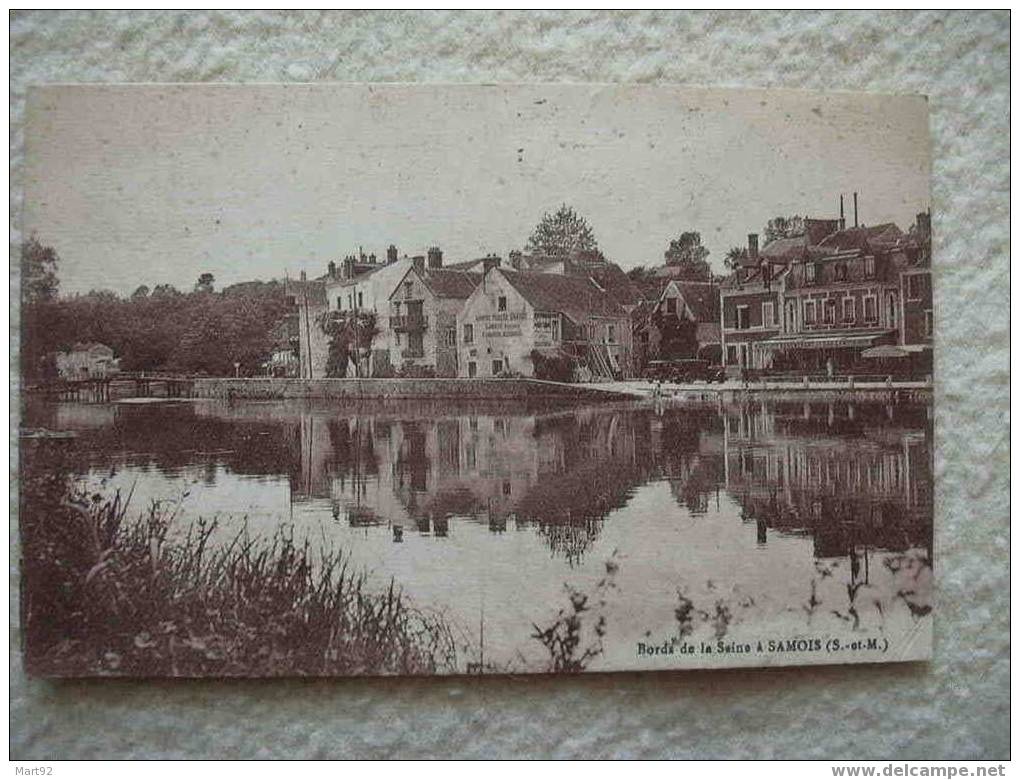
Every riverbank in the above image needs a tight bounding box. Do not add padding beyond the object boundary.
[189,376,933,404]
[20,453,459,677]
[192,377,643,401]
[606,379,934,404]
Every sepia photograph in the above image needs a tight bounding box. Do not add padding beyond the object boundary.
[18,83,934,679]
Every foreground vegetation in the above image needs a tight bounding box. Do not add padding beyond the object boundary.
[20,446,457,677]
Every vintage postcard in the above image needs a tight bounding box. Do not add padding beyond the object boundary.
[18,84,933,677]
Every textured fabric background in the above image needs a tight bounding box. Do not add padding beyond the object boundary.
[9,10,1010,760]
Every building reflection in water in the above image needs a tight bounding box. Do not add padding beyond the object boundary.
[22,395,935,666]
[265,396,933,568]
[721,399,933,557]
[24,396,932,570]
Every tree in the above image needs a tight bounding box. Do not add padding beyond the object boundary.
[318,311,379,378]
[724,246,748,271]
[625,266,657,285]
[195,273,215,294]
[763,215,805,243]
[663,232,711,282]
[131,285,151,299]
[525,205,600,257]
[20,237,59,304]
[152,284,181,299]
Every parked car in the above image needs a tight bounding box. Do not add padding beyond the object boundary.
[644,359,725,383]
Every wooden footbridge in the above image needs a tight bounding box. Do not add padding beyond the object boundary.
[32,372,197,402]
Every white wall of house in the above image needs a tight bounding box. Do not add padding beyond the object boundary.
[456,269,546,378]
[55,345,117,380]
[386,266,465,376]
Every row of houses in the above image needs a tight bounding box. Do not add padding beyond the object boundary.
[286,247,635,381]
[720,207,933,378]
[285,200,932,382]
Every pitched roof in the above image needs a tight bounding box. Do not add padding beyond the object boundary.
[421,269,480,299]
[69,342,114,355]
[666,281,720,322]
[499,269,628,323]
[818,223,904,252]
[284,278,328,306]
[759,234,811,264]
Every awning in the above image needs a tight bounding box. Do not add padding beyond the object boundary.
[861,344,930,359]
[753,330,893,352]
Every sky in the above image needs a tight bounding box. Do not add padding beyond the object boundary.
[23,84,931,296]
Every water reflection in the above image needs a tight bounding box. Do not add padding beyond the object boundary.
[22,395,933,670]
[23,396,933,566]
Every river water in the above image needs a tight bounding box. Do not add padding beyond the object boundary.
[21,394,934,673]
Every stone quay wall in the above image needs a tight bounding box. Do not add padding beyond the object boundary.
[190,377,641,402]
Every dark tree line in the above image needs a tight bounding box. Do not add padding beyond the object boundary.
[20,239,291,382]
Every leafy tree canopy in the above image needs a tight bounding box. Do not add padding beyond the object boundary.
[195,272,215,294]
[21,236,59,304]
[664,232,711,282]
[763,215,805,244]
[19,239,290,382]
[525,205,601,257]
[724,246,749,271]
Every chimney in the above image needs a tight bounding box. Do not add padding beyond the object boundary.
[508,249,523,270]
[427,246,443,269]
[482,254,501,274]
[299,270,307,282]
[839,194,846,231]
[327,260,337,278]
[916,210,931,240]
[343,257,356,280]
[412,255,426,275]
[369,253,377,264]
[386,244,398,265]
[853,192,859,228]
[747,233,759,263]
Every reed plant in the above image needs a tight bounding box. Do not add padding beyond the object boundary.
[20,448,457,677]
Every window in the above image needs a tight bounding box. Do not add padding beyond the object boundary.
[864,256,876,278]
[498,296,507,312]
[336,296,344,311]
[835,263,848,282]
[492,359,503,375]
[823,299,836,325]
[888,294,898,327]
[404,281,413,299]
[803,300,816,325]
[907,274,926,300]
[443,327,457,348]
[924,310,933,337]
[357,292,363,309]
[863,295,877,323]
[468,361,477,378]
[843,297,856,323]
[463,323,474,344]
[762,302,775,327]
[736,305,751,330]
[785,301,798,331]
[805,263,817,283]
[408,332,424,357]
[551,318,560,342]
[607,324,616,344]
[726,346,738,364]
